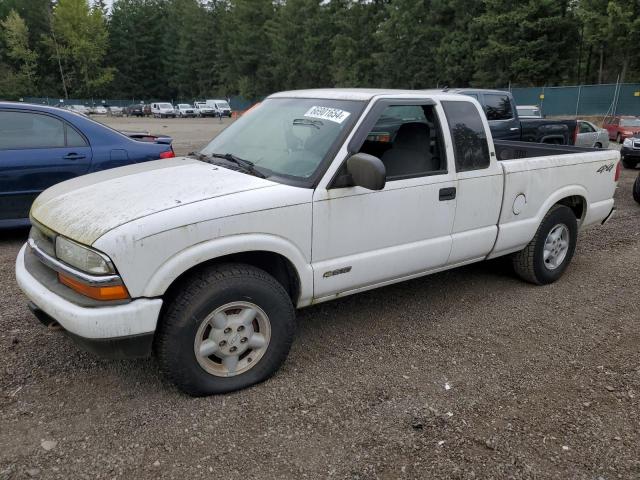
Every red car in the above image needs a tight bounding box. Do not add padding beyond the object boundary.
[603,116,640,142]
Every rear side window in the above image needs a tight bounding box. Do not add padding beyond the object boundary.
[442,101,490,172]
[484,94,513,121]
[66,125,88,147]
[0,111,65,149]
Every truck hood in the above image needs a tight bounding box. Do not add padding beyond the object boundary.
[31,158,276,245]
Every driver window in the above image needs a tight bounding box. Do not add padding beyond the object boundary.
[358,104,447,181]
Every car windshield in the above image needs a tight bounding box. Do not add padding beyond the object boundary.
[200,97,363,181]
[178,104,190,108]
[216,102,230,108]
[159,103,172,108]
[620,118,640,127]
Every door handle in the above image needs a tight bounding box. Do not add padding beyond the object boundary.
[63,153,86,160]
[439,187,456,201]
[509,127,520,131]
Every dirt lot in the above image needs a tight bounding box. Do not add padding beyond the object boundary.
[97,115,235,155]
[1,118,639,479]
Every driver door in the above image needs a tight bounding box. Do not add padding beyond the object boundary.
[311,99,457,300]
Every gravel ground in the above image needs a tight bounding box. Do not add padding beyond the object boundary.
[1,119,639,479]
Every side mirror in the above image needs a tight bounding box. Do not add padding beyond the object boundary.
[346,153,386,191]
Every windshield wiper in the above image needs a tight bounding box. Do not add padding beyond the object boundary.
[293,118,323,129]
[189,152,266,179]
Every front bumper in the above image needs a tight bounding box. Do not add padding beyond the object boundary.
[16,244,162,355]
[621,146,640,159]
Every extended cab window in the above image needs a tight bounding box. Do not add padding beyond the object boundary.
[484,94,513,121]
[0,111,65,149]
[442,101,490,172]
[357,104,447,181]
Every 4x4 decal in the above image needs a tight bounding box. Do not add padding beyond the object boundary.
[597,163,615,173]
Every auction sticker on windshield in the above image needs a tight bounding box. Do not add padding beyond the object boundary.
[304,106,351,124]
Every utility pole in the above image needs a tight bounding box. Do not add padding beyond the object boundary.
[48,7,68,99]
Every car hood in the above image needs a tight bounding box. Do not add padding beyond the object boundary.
[31,158,277,245]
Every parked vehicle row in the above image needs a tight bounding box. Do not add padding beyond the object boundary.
[15,88,620,396]
[121,99,233,119]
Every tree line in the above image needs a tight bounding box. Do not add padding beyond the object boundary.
[0,0,639,102]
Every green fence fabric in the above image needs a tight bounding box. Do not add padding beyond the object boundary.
[509,83,640,117]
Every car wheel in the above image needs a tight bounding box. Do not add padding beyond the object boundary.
[622,157,638,169]
[154,263,296,396]
[617,133,622,143]
[594,142,602,149]
[512,204,577,285]
[633,175,640,204]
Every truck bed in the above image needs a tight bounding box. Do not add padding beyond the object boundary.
[489,141,619,259]
[494,140,596,161]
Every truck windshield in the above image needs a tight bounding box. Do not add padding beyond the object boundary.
[201,98,363,180]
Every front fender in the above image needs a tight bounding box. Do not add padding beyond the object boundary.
[142,233,314,306]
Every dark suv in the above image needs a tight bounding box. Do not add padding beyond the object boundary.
[125,104,144,117]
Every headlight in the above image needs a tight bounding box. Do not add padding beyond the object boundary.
[623,138,633,147]
[55,236,115,275]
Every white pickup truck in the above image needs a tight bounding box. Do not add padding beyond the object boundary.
[16,89,619,396]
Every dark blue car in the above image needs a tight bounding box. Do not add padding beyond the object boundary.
[0,102,175,228]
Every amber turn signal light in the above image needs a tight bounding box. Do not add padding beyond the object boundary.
[58,273,130,301]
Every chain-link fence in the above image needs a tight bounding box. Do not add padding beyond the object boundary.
[16,83,640,117]
[508,83,640,117]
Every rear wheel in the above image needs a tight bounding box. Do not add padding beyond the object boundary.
[512,205,578,285]
[633,175,640,204]
[155,263,296,396]
[594,142,602,149]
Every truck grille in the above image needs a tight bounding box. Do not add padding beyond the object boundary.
[29,223,56,257]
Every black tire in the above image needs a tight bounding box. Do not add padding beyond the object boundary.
[154,263,296,396]
[622,156,638,169]
[616,133,622,143]
[594,142,602,149]
[512,204,578,285]
[633,175,640,204]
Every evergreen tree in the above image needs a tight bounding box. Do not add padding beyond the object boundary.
[330,0,386,87]
[473,0,580,87]
[0,10,38,97]
[376,0,441,89]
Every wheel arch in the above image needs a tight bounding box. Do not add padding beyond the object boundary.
[143,234,314,307]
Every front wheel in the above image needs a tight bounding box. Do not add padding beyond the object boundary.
[633,175,640,204]
[512,204,578,285]
[154,263,296,396]
[622,157,638,169]
[617,133,622,143]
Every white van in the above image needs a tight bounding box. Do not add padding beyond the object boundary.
[205,99,232,117]
[151,102,176,119]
